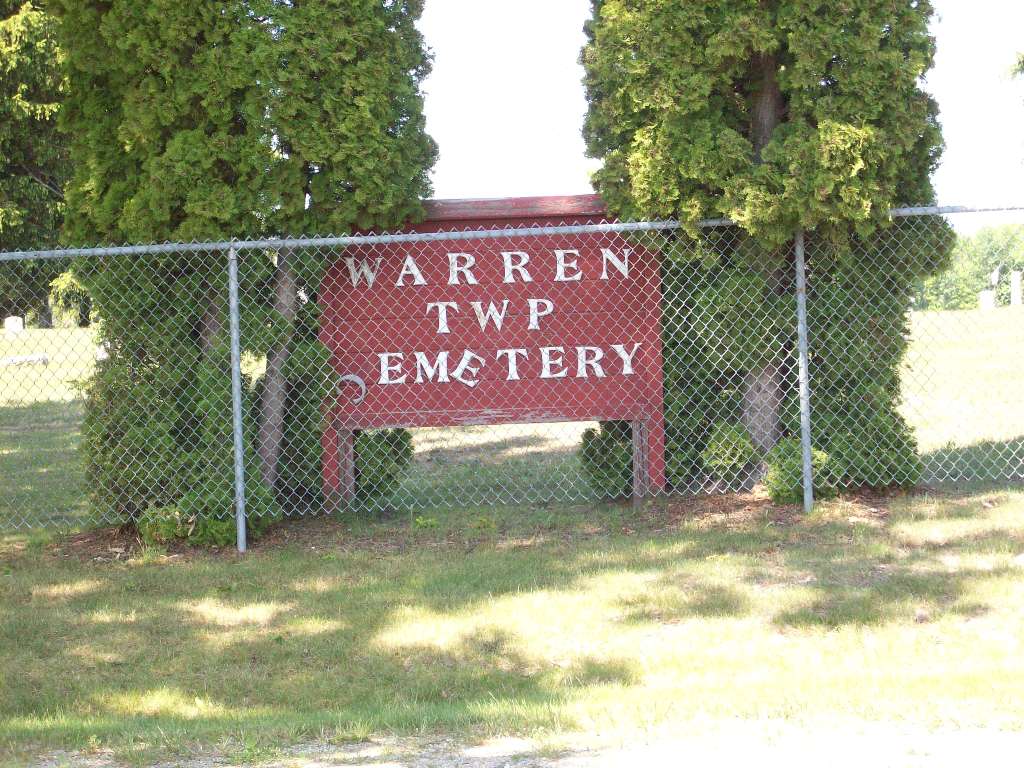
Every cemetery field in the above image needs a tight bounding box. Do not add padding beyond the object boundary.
[2,488,1024,764]
[1,328,95,531]
[0,327,95,404]
[902,305,1024,454]
[2,306,1023,531]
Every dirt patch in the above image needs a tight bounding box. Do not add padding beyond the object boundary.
[46,524,145,563]
[32,723,1024,768]
[250,513,349,552]
[660,488,795,528]
[33,488,917,564]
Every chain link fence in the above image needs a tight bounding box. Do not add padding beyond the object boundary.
[1,207,1022,541]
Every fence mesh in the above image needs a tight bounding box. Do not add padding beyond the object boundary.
[1,209,1022,533]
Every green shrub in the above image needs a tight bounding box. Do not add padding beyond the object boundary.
[136,506,180,546]
[81,360,187,521]
[701,422,757,477]
[821,410,922,488]
[764,438,837,504]
[647,220,953,497]
[354,428,414,502]
[82,356,279,535]
[580,421,633,498]
[138,504,276,548]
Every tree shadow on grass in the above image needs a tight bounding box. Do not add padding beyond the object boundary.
[768,499,1024,629]
[412,431,582,467]
[1,528,670,752]
[618,580,751,624]
[3,487,1023,755]
[921,437,1024,487]
[395,432,593,510]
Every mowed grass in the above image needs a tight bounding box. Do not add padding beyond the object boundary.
[2,489,1024,764]
[903,305,1024,481]
[0,327,97,405]
[1,328,96,531]
[0,402,89,530]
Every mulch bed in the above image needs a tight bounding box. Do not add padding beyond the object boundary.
[30,487,920,564]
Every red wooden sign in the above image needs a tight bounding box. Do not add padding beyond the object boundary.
[319,195,665,501]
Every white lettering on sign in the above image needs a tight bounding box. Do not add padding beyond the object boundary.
[346,256,383,287]
[451,350,485,388]
[540,346,568,379]
[496,348,528,381]
[345,246,646,391]
[350,247,632,288]
[576,346,605,378]
[527,298,554,331]
[611,343,641,375]
[601,247,630,280]
[554,249,583,282]
[414,351,450,383]
[427,301,458,334]
[447,253,479,285]
[501,251,532,283]
[395,255,426,287]
[471,300,509,331]
[378,352,406,385]
[372,344,642,389]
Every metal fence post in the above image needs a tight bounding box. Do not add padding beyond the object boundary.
[228,245,247,552]
[794,229,814,513]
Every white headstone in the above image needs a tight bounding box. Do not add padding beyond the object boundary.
[0,353,48,367]
[979,290,997,311]
[3,316,24,335]
[1012,271,1022,307]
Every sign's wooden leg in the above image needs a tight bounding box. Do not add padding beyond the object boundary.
[631,419,649,507]
[338,428,356,505]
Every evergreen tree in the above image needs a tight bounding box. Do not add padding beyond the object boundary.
[0,1,66,322]
[582,0,942,243]
[580,0,953,493]
[54,0,277,524]
[253,0,436,496]
[54,0,435,527]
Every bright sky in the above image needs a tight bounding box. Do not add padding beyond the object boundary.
[418,0,1024,223]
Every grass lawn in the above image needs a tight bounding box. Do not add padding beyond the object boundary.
[903,306,1024,482]
[2,487,1024,765]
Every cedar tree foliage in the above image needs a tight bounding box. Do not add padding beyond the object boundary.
[53,0,435,527]
[0,2,67,321]
[579,1,955,498]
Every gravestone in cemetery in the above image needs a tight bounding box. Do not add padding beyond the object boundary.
[4,316,25,335]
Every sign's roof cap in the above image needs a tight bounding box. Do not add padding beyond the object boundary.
[423,194,606,223]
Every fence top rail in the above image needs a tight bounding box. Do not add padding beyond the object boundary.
[1,204,1022,262]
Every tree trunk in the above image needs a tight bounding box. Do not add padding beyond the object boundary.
[36,298,53,329]
[77,298,91,328]
[198,285,223,353]
[742,361,783,452]
[743,51,788,457]
[750,53,784,163]
[258,248,297,490]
